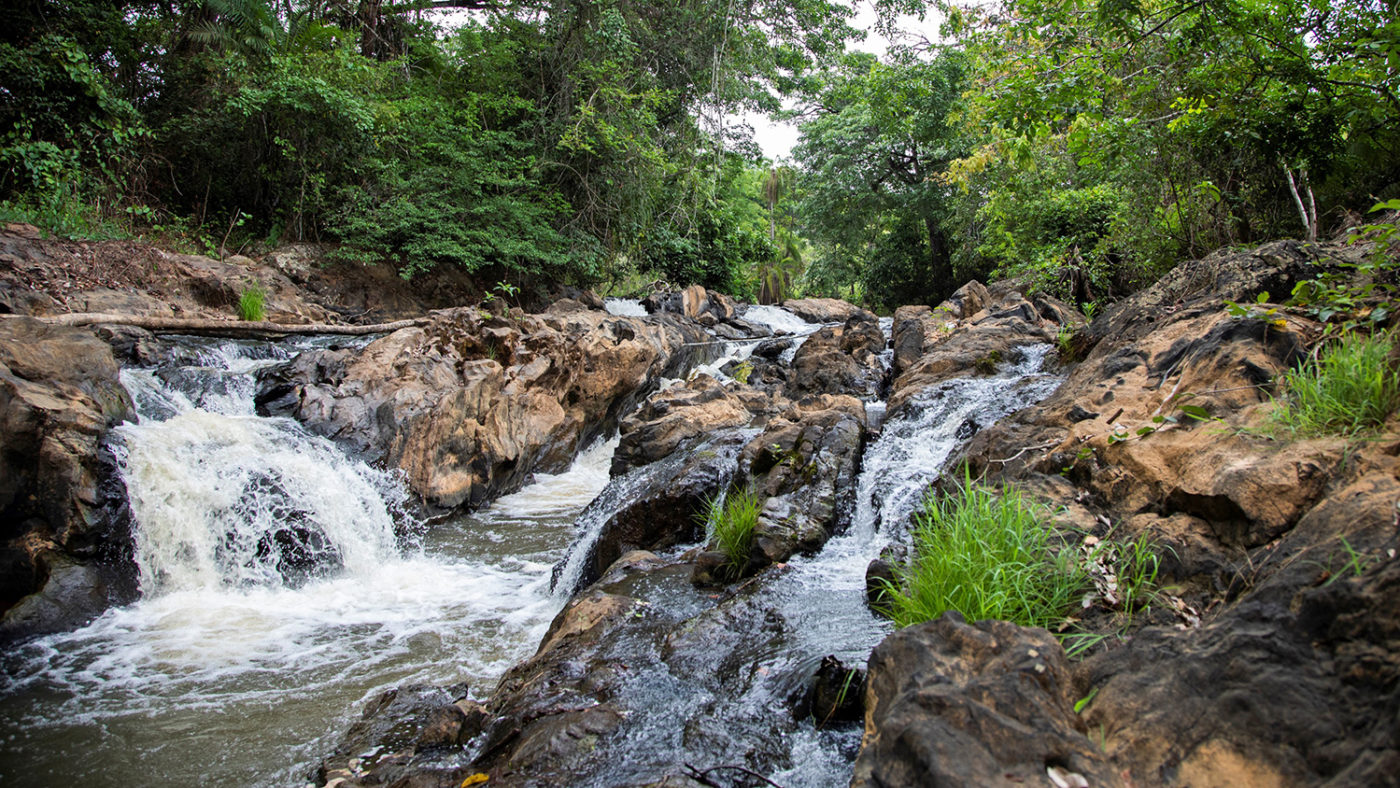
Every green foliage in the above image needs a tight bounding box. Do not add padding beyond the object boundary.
[703,487,765,580]
[884,475,1089,630]
[793,51,970,309]
[236,284,266,322]
[1289,200,1400,334]
[1270,332,1400,436]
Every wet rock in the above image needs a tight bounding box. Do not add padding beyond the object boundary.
[864,557,896,610]
[888,287,1069,414]
[785,312,887,401]
[316,682,473,785]
[0,317,136,639]
[806,655,865,725]
[852,612,1122,788]
[612,374,772,476]
[734,395,868,572]
[561,431,748,594]
[261,307,708,511]
[781,297,867,324]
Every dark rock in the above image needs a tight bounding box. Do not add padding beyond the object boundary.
[852,612,1122,788]
[733,395,867,573]
[785,313,887,401]
[806,655,865,725]
[560,431,748,595]
[1067,404,1098,423]
[865,558,896,610]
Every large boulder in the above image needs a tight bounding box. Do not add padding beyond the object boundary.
[729,395,868,572]
[785,312,888,401]
[259,307,707,511]
[0,317,136,639]
[781,297,868,324]
[852,613,1122,788]
[611,374,776,476]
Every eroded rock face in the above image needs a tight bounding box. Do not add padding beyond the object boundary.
[260,308,708,511]
[785,313,887,401]
[853,240,1400,786]
[781,297,867,324]
[888,286,1071,413]
[611,374,777,476]
[852,613,1121,788]
[0,317,136,638]
[1078,468,1400,787]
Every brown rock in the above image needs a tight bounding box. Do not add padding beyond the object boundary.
[781,297,869,324]
[852,613,1123,788]
[0,317,136,638]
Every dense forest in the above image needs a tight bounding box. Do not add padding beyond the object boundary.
[3,0,1398,310]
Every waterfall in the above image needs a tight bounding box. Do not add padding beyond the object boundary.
[114,339,407,592]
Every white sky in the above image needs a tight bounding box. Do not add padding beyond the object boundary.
[743,2,944,160]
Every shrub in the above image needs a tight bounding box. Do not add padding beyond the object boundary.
[1271,332,1400,436]
[885,475,1088,630]
[703,487,764,579]
[237,285,266,322]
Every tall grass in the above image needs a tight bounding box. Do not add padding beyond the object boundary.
[885,475,1088,630]
[237,285,266,322]
[703,487,764,579]
[1271,333,1400,435]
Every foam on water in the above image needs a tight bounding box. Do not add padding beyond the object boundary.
[604,297,648,317]
[0,338,617,787]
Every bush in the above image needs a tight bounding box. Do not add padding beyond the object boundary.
[885,475,1088,630]
[1271,332,1400,435]
[703,487,764,579]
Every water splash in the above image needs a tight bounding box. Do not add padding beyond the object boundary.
[604,298,648,317]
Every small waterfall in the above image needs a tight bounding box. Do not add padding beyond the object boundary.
[114,339,407,592]
[0,336,617,788]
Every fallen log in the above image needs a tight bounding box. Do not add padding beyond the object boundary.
[3,312,428,337]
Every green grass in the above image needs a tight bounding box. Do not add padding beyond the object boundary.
[236,285,267,322]
[703,487,764,579]
[1270,332,1400,436]
[885,475,1089,630]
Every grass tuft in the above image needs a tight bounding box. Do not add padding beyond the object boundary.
[703,486,764,579]
[1270,332,1400,436]
[237,285,266,322]
[885,473,1088,630]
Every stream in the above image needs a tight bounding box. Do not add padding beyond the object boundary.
[0,308,1060,787]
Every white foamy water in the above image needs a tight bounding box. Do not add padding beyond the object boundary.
[604,297,649,317]
[743,304,819,335]
[0,339,616,788]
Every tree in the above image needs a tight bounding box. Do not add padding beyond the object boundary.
[793,49,970,309]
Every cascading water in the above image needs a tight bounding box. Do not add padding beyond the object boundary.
[526,343,1064,787]
[0,338,616,787]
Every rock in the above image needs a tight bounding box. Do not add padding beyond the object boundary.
[1076,469,1400,786]
[781,297,868,324]
[261,307,707,511]
[0,317,136,639]
[785,312,887,401]
[315,682,475,786]
[806,655,865,724]
[612,375,768,475]
[733,395,867,572]
[888,287,1068,413]
[852,612,1122,788]
[560,430,748,594]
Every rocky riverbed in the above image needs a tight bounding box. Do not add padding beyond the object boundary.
[3,224,1399,787]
